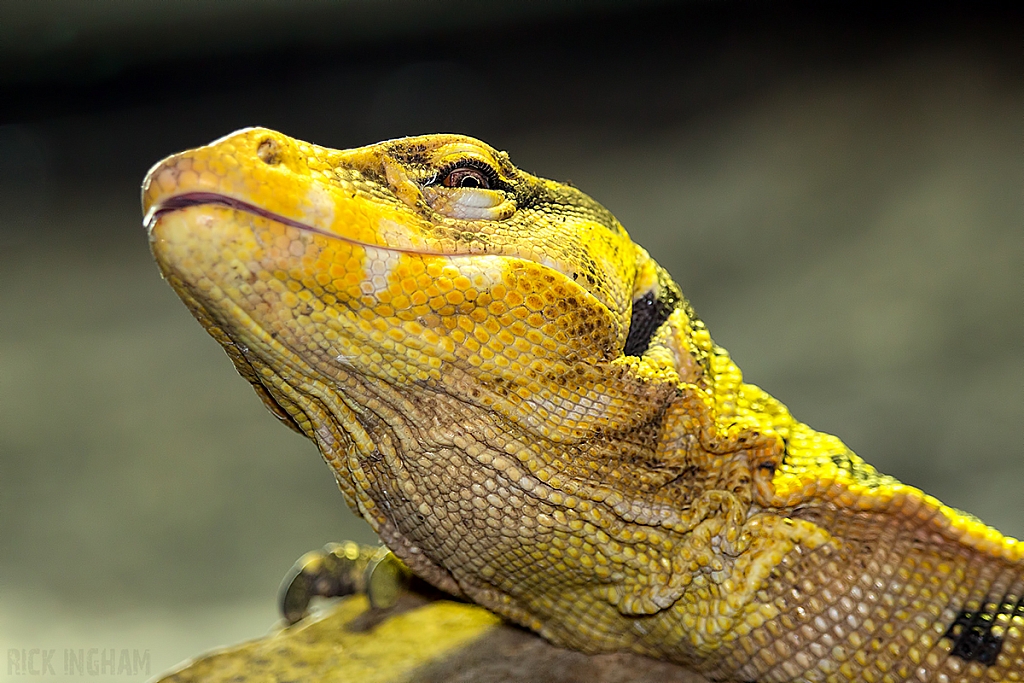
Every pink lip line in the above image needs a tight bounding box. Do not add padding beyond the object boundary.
[146,191,460,257]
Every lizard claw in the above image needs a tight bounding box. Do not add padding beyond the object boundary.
[278,541,409,625]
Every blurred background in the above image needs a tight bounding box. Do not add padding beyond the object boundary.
[1,1,1021,680]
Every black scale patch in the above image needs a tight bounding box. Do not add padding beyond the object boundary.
[945,593,1024,665]
[624,288,678,357]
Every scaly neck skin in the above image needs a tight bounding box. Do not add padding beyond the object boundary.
[143,127,1023,682]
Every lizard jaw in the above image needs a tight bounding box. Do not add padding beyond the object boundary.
[146,191,455,258]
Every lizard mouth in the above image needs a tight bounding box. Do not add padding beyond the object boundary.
[146,191,354,246]
[147,191,498,259]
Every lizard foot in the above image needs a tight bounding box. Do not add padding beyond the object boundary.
[278,541,409,625]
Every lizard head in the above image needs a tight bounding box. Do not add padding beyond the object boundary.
[143,126,713,452]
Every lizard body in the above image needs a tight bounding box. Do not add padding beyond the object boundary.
[143,128,1023,682]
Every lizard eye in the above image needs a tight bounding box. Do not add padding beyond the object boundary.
[623,290,676,357]
[423,159,514,220]
[436,159,501,190]
[443,167,489,189]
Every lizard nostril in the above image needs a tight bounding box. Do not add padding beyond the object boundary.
[257,138,282,165]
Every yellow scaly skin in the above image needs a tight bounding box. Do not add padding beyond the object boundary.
[142,128,1023,682]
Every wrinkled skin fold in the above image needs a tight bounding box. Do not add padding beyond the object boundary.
[143,128,1023,682]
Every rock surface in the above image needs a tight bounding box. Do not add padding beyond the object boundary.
[158,594,708,683]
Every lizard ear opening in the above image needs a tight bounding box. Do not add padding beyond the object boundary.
[624,247,682,357]
[623,289,675,356]
[623,266,682,357]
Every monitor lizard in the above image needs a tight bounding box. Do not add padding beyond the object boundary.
[142,127,1022,682]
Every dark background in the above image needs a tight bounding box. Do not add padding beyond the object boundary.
[1,2,1021,680]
